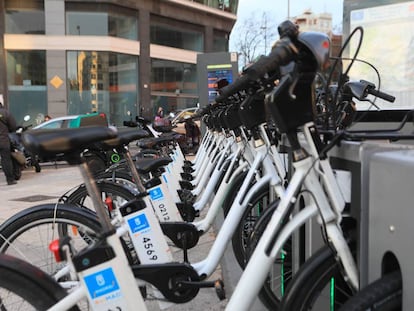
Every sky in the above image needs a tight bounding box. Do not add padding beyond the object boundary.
[229,0,344,52]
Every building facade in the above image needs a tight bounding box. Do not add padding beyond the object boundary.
[0,0,238,125]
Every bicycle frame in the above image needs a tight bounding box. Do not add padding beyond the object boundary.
[226,122,359,311]
[48,159,148,311]
[193,133,285,277]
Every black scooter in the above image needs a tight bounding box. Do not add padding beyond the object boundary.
[9,116,41,175]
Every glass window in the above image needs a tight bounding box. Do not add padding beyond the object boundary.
[194,0,239,14]
[6,50,47,122]
[151,95,198,117]
[151,59,198,116]
[66,3,138,40]
[150,17,203,52]
[5,0,45,34]
[151,59,197,94]
[67,51,138,126]
[213,31,229,52]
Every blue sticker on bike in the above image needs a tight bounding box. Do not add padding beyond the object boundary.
[149,187,164,201]
[128,214,150,233]
[84,267,120,299]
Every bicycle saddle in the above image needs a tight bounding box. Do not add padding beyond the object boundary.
[135,156,173,174]
[97,128,149,150]
[22,127,117,157]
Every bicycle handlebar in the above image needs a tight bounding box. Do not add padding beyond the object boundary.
[215,37,298,102]
[367,88,395,103]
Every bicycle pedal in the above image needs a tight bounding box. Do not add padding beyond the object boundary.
[214,279,226,300]
[179,279,225,300]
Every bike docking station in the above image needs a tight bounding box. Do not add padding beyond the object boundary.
[325,120,414,311]
[282,110,414,310]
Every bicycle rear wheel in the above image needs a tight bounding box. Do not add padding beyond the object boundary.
[338,271,401,311]
[0,253,79,310]
[245,202,292,310]
[62,180,136,217]
[231,184,273,268]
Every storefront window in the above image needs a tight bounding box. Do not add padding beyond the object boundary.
[66,3,138,40]
[7,50,47,122]
[151,59,197,94]
[151,59,198,114]
[151,95,199,117]
[5,0,45,34]
[67,51,138,126]
[150,18,203,52]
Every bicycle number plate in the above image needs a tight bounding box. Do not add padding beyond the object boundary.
[83,267,128,310]
[124,207,173,263]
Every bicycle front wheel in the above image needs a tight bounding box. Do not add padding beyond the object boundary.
[0,253,79,310]
[338,271,401,311]
[279,241,355,311]
[0,204,101,277]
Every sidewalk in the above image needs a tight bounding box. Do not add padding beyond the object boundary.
[1,161,267,310]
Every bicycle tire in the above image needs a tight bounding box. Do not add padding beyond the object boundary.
[95,169,139,193]
[338,271,401,311]
[222,170,249,217]
[231,183,271,268]
[0,253,79,310]
[245,200,292,310]
[63,180,137,215]
[0,204,101,277]
[279,241,355,311]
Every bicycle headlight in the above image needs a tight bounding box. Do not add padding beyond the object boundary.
[298,32,331,71]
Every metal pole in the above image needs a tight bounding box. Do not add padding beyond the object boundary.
[288,0,290,19]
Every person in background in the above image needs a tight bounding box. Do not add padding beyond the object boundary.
[0,103,17,185]
[154,107,165,127]
[44,115,52,122]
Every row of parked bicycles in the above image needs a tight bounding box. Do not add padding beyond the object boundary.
[0,20,408,310]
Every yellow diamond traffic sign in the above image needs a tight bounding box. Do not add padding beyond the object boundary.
[50,75,64,89]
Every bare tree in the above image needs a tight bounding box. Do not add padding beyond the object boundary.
[232,12,278,70]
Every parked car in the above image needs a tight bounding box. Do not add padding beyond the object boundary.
[33,112,108,130]
[170,107,200,135]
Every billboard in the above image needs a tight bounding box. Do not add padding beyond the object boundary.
[344,0,414,110]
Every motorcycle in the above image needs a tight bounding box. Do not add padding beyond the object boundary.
[9,115,41,175]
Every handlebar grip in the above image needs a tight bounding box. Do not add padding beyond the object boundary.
[215,74,250,102]
[368,88,395,103]
[245,37,296,80]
